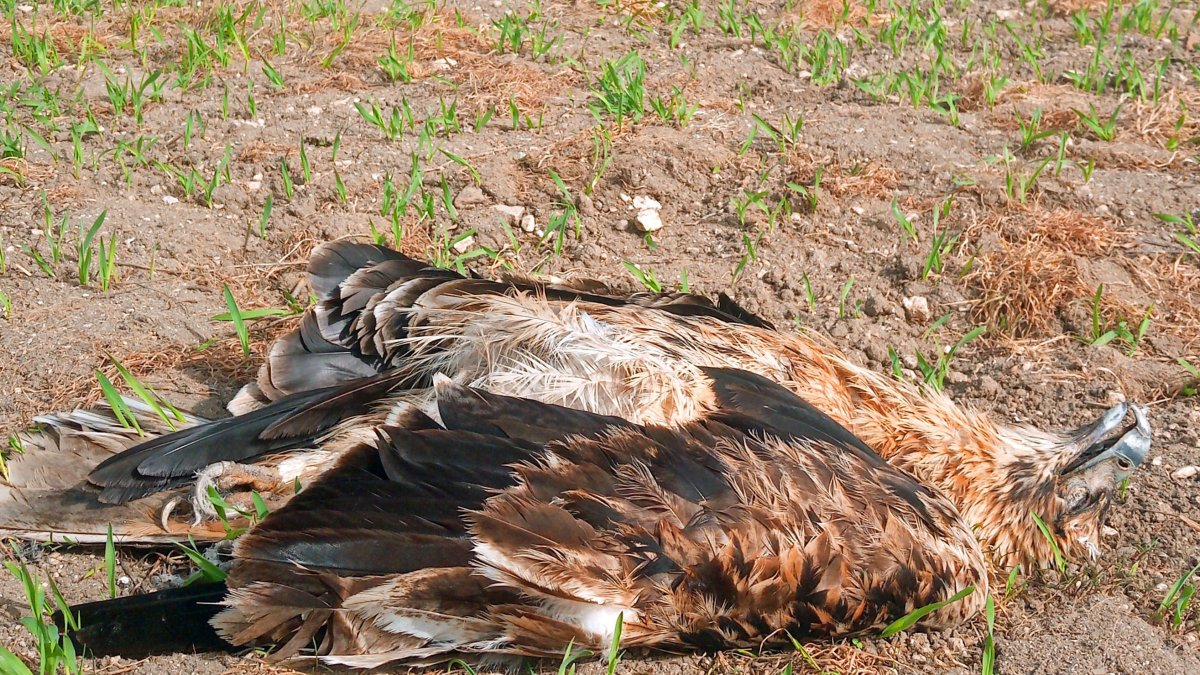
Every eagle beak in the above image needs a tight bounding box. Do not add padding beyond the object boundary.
[1061,403,1152,478]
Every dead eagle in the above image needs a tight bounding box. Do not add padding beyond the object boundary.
[0,242,1149,664]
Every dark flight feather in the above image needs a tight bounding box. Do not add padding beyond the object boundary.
[60,582,232,658]
[87,368,421,503]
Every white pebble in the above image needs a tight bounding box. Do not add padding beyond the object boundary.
[1172,465,1199,480]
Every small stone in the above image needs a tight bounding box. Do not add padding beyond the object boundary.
[632,195,663,232]
[454,185,487,208]
[977,375,1001,398]
[632,195,661,211]
[861,295,895,317]
[520,214,536,233]
[492,204,525,225]
[902,296,930,322]
[162,195,179,205]
[635,209,663,232]
[577,194,596,216]
[1172,465,1199,480]
[451,235,476,254]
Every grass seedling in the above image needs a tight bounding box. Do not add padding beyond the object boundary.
[888,346,904,379]
[75,210,106,287]
[96,369,142,433]
[177,536,228,584]
[1030,510,1067,578]
[837,277,857,318]
[379,37,414,82]
[105,524,117,598]
[2,560,82,675]
[0,287,9,319]
[880,585,976,637]
[891,200,918,242]
[1179,357,1199,397]
[982,72,1009,108]
[1075,156,1096,182]
[981,595,996,675]
[921,228,958,279]
[355,100,407,141]
[732,230,763,284]
[298,137,311,184]
[542,170,581,255]
[589,52,646,126]
[259,194,273,238]
[280,156,294,199]
[746,113,804,155]
[97,233,118,291]
[1154,211,1199,257]
[605,612,623,675]
[106,354,185,430]
[1016,108,1058,152]
[800,272,816,313]
[649,86,697,128]
[623,261,663,292]
[261,60,285,89]
[915,325,987,391]
[1086,284,1154,354]
[1074,103,1120,141]
[1004,565,1023,598]
[1155,561,1200,629]
[439,148,482,186]
[786,169,822,213]
[222,284,251,356]
[586,126,613,196]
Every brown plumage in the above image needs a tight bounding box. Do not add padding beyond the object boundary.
[2,241,1150,663]
[70,371,985,668]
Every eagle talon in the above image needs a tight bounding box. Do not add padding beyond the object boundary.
[163,461,286,526]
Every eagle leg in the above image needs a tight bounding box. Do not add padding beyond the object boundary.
[165,461,285,526]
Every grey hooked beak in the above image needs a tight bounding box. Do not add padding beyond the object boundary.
[1061,403,1152,478]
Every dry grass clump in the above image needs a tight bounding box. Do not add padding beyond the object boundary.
[1125,255,1200,357]
[963,207,1123,337]
[788,0,873,28]
[330,10,576,113]
[1129,88,1200,147]
[0,158,54,187]
[705,639,899,675]
[1045,0,1112,15]
[788,152,900,199]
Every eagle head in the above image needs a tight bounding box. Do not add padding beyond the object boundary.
[985,402,1151,570]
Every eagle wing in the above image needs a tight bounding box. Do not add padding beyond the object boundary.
[64,370,985,667]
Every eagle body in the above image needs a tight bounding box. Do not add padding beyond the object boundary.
[71,372,986,667]
[1,241,1150,666]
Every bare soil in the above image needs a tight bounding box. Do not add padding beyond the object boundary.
[1,0,1199,672]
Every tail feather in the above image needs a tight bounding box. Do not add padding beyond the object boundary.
[62,582,232,658]
[0,399,221,543]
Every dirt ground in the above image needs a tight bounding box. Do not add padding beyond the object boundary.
[1,0,1198,672]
